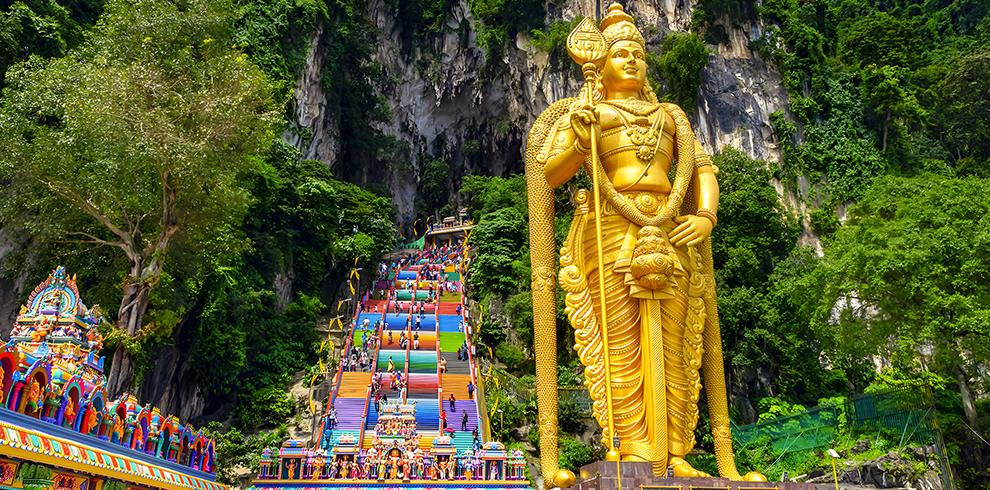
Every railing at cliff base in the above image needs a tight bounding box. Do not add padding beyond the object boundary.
[733,386,956,489]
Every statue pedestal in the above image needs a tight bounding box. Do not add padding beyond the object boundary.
[564,461,815,490]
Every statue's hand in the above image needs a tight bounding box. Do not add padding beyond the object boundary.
[671,215,713,247]
[569,103,599,149]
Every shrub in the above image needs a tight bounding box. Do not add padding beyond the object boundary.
[495,342,526,368]
[558,436,601,474]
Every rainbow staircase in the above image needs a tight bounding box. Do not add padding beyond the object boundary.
[319,247,486,456]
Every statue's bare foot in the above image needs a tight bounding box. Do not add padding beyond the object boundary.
[669,457,711,478]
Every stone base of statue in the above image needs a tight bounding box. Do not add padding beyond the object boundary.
[562,461,816,490]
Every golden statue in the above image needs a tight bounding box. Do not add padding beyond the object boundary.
[527,4,765,484]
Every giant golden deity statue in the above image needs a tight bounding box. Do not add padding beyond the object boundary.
[527,4,766,485]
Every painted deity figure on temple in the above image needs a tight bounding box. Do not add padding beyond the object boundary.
[111,414,125,442]
[362,455,373,479]
[527,3,767,483]
[134,423,145,451]
[385,453,396,479]
[62,397,76,428]
[25,380,41,414]
[415,454,425,479]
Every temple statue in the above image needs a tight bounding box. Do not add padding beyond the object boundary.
[527,4,766,485]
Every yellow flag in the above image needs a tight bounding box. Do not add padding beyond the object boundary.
[309,375,318,414]
[349,281,356,296]
[337,300,345,312]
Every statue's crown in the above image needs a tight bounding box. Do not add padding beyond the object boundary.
[600,3,645,49]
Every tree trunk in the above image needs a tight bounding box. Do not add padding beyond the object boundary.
[882,106,891,152]
[106,270,156,397]
[105,180,176,397]
[955,364,978,427]
[106,345,136,397]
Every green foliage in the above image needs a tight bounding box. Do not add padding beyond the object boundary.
[839,12,921,69]
[419,156,451,212]
[205,422,288,484]
[0,0,103,85]
[755,396,806,422]
[462,174,529,296]
[504,291,534,345]
[489,399,526,442]
[528,17,582,62]
[557,400,586,433]
[558,436,601,474]
[461,172,528,222]
[232,0,327,85]
[466,0,545,76]
[495,342,526,368]
[557,364,581,387]
[657,32,710,111]
[243,144,394,291]
[233,384,296,430]
[462,139,480,154]
[757,0,990,204]
[389,0,452,50]
[812,175,990,393]
[711,147,848,403]
[468,206,528,294]
[0,0,283,392]
[932,48,990,169]
[864,367,950,393]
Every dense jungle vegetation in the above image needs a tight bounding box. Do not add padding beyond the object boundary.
[0,0,989,486]
[0,0,393,432]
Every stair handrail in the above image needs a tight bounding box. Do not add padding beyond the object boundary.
[459,277,484,443]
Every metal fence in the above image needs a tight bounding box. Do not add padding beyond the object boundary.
[734,404,842,457]
[734,387,955,490]
[479,357,955,489]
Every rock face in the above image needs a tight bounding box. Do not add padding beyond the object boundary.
[289,0,796,227]
[0,0,801,426]
[122,0,796,425]
[805,449,943,490]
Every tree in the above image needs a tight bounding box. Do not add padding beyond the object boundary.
[0,0,282,396]
[467,207,527,295]
[813,175,990,426]
[839,12,920,69]
[0,0,104,86]
[860,64,927,153]
[657,32,711,112]
[933,48,990,169]
[419,156,451,212]
[708,147,841,405]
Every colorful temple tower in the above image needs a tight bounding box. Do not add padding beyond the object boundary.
[0,267,227,490]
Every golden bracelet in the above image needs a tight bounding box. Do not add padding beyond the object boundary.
[696,208,717,227]
[573,139,591,155]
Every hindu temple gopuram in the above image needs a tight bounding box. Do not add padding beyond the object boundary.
[0,267,226,490]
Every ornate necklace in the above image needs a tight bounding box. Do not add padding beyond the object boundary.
[603,97,660,116]
[606,99,666,165]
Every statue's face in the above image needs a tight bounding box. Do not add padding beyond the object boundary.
[602,40,647,94]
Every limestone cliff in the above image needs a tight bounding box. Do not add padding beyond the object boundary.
[289,0,796,227]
